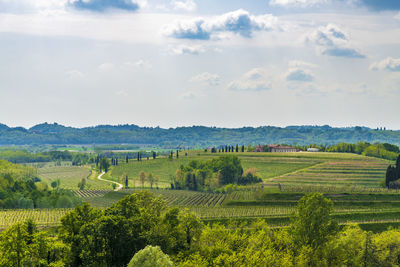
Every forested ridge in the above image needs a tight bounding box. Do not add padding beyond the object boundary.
[1,123,400,147]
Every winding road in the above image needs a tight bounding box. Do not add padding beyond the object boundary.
[97,171,123,191]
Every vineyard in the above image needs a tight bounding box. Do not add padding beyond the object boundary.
[0,209,70,229]
[1,151,398,232]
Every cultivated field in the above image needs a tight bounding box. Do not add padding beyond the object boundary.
[3,151,398,232]
[38,166,110,190]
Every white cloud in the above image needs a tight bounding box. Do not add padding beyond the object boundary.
[171,0,196,11]
[163,9,279,40]
[168,44,205,55]
[285,68,314,82]
[395,12,400,20]
[98,62,115,72]
[190,72,220,86]
[285,60,316,82]
[306,24,365,58]
[270,0,330,8]
[228,68,272,91]
[370,57,400,72]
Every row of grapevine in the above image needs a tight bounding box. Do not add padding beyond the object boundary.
[74,190,111,198]
[0,209,70,229]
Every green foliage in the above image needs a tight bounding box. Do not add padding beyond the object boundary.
[328,142,399,161]
[60,191,204,267]
[0,160,81,209]
[128,246,173,267]
[174,155,260,191]
[0,220,68,266]
[290,193,338,249]
[99,157,111,173]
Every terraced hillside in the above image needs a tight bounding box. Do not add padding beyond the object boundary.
[270,156,388,188]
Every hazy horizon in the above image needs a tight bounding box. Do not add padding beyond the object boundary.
[1,121,398,131]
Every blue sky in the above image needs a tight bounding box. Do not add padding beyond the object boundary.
[0,0,399,129]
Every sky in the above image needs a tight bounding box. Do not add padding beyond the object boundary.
[0,0,400,129]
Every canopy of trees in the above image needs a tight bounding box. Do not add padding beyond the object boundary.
[3,192,400,266]
[173,155,261,191]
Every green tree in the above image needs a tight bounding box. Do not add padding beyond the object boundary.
[99,158,111,173]
[59,202,102,266]
[128,245,173,267]
[290,193,338,250]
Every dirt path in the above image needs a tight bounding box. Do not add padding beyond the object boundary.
[97,171,123,191]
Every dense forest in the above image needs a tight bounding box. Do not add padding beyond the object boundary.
[1,123,400,147]
[2,192,400,266]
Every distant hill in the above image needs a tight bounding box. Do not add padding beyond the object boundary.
[0,123,399,147]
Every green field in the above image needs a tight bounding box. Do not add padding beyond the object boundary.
[38,166,111,190]
[3,151,398,232]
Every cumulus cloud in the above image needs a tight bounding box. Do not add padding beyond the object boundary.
[190,72,220,86]
[286,69,314,82]
[228,68,272,91]
[164,9,278,40]
[285,60,316,82]
[67,0,142,12]
[306,24,365,58]
[370,57,400,72]
[168,44,205,55]
[171,0,196,11]
[269,0,330,8]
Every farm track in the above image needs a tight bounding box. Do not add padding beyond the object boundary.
[97,172,123,191]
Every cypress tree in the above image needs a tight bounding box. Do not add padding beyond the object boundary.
[396,155,400,179]
[137,152,140,161]
[386,165,397,188]
[176,150,179,159]
[241,145,245,152]
[126,155,128,163]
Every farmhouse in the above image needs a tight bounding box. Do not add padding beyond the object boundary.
[268,145,300,152]
[256,144,301,152]
[307,148,320,152]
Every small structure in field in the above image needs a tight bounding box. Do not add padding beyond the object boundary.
[256,144,301,152]
[268,145,300,153]
[307,148,319,152]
